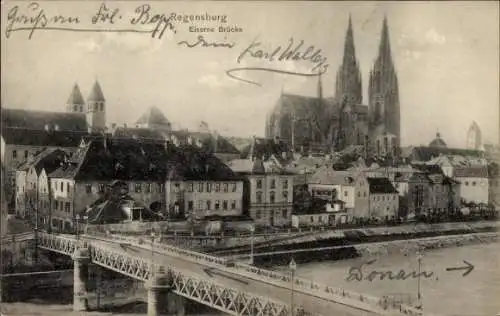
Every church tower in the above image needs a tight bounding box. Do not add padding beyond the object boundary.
[86,80,106,133]
[466,121,483,150]
[368,16,401,147]
[66,83,85,113]
[334,15,362,106]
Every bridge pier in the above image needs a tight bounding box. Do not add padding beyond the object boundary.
[72,247,90,312]
[145,271,185,316]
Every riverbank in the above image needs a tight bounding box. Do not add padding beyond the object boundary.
[246,231,499,266]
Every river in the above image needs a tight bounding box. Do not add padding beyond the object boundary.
[2,242,499,316]
[276,241,500,316]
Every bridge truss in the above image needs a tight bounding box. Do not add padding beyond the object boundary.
[36,232,304,316]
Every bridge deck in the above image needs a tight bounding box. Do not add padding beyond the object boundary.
[9,232,423,316]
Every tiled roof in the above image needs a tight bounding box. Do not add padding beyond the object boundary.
[166,146,243,181]
[229,158,292,175]
[1,127,87,147]
[406,146,484,162]
[412,164,443,175]
[453,166,489,178]
[113,127,168,141]
[49,138,242,182]
[367,177,398,194]
[135,106,171,128]
[112,128,240,155]
[82,194,163,224]
[28,148,68,174]
[49,139,169,181]
[240,137,293,164]
[1,108,87,131]
[309,166,354,186]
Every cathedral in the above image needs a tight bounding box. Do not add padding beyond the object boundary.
[266,16,401,158]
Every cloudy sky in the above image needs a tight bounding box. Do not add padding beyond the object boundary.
[1,1,499,147]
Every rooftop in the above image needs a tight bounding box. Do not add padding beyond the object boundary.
[367,177,398,194]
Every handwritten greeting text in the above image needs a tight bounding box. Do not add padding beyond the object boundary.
[5,2,176,39]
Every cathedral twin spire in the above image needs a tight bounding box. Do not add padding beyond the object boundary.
[334,14,363,106]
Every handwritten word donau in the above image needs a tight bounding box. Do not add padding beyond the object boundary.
[346,259,434,282]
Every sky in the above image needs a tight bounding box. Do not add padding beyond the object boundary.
[1,1,499,148]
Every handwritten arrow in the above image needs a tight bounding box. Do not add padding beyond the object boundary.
[445,260,474,277]
[203,268,249,285]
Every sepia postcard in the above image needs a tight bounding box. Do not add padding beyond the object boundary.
[0,1,499,316]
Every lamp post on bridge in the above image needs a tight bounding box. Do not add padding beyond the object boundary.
[249,224,255,265]
[289,258,297,316]
[150,230,156,278]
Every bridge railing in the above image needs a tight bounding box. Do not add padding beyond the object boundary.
[83,232,420,315]
[83,232,230,267]
[230,261,423,315]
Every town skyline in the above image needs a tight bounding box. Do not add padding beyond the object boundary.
[1,1,499,148]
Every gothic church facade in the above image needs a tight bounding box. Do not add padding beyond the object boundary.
[266,16,401,158]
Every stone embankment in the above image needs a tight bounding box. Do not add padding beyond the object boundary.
[355,232,499,257]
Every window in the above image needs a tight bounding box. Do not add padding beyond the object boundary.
[174,183,180,192]
[256,210,261,219]
[270,191,275,204]
[364,192,367,197]
[358,191,361,197]
[24,150,28,159]
[223,200,228,210]
[231,200,236,209]
[98,183,105,193]
[465,181,469,186]
[133,183,141,193]
[12,150,17,159]
[282,209,287,218]
[198,200,204,210]
[215,200,220,209]
[283,191,288,199]
[282,180,288,190]
[344,190,348,197]
[215,183,220,192]
[393,195,396,200]
[382,196,385,201]
[206,201,212,210]
[65,202,70,213]
[145,183,152,193]
[85,184,92,194]
[60,182,63,192]
[231,183,237,192]
[472,181,476,186]
[188,201,193,210]
[198,182,204,192]
[256,179,263,189]
[256,192,263,203]
[310,216,314,223]
[223,183,228,192]
[159,184,164,193]
[207,183,212,192]
[187,183,193,192]
[100,103,104,112]
[270,179,276,189]
[55,200,59,210]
